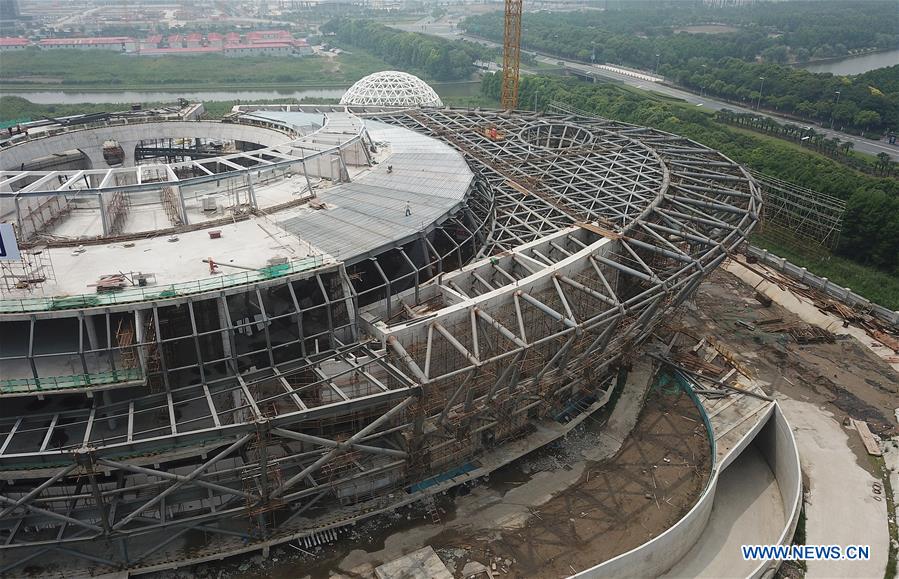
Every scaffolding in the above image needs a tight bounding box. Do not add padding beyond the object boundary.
[160,186,184,227]
[242,419,284,538]
[16,195,72,241]
[0,246,55,292]
[750,169,846,251]
[116,319,138,370]
[142,313,163,393]
[105,191,131,236]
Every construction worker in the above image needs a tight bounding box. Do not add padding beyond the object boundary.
[405,201,412,217]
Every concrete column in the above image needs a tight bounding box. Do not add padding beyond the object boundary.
[245,172,257,209]
[102,389,118,431]
[97,192,109,235]
[84,314,100,351]
[300,159,314,198]
[216,296,234,361]
[134,309,148,372]
[13,196,24,239]
[174,184,189,225]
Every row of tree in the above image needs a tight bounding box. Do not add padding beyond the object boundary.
[322,19,490,81]
[462,2,899,132]
[715,109,896,176]
[666,59,897,134]
[463,1,898,66]
[482,73,899,276]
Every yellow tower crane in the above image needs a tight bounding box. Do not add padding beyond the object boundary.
[501,0,523,110]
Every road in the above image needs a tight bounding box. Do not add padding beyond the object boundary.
[395,17,899,161]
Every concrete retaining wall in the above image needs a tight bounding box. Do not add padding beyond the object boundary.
[572,380,724,579]
[746,246,899,328]
[574,400,802,579]
[748,404,803,579]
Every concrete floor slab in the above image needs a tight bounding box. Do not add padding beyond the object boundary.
[662,444,784,578]
[374,546,453,579]
[779,398,889,578]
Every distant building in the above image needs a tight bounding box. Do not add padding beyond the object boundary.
[39,37,136,51]
[167,33,183,48]
[292,38,313,56]
[246,29,292,44]
[0,36,29,51]
[142,34,163,50]
[223,42,293,57]
[184,32,203,48]
[206,32,224,47]
[138,46,221,57]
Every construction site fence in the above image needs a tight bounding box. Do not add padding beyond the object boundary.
[745,246,899,328]
[0,255,326,314]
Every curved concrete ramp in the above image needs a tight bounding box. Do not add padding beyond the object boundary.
[661,443,784,578]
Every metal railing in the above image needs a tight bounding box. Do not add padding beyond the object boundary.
[0,255,326,314]
[1,367,143,394]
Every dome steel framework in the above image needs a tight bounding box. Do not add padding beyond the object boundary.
[0,103,760,577]
[340,71,444,108]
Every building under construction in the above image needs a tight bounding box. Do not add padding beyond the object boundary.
[0,81,760,575]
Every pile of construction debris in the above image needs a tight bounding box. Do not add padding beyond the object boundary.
[736,254,899,354]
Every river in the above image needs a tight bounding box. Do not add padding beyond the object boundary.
[0,81,483,105]
[801,49,899,75]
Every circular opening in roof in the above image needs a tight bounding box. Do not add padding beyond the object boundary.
[519,122,595,150]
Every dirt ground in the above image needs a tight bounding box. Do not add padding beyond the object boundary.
[681,270,898,439]
[426,389,710,579]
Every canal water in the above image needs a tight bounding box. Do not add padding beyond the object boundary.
[0,81,483,105]
[801,49,899,75]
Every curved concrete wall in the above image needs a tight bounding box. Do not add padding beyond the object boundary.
[748,405,803,579]
[1,121,290,171]
[571,387,728,579]
[574,400,802,579]
[575,475,720,579]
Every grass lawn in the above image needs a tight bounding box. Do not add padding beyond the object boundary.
[0,49,391,90]
[752,234,899,311]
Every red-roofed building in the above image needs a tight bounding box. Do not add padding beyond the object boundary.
[223,42,293,57]
[291,38,312,56]
[142,34,163,49]
[138,46,222,57]
[184,32,203,47]
[246,30,292,44]
[206,32,224,47]
[224,32,240,45]
[39,37,136,51]
[0,37,31,51]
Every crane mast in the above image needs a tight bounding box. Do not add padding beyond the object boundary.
[501,0,523,110]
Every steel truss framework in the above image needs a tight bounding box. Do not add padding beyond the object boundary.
[340,71,445,108]
[0,105,760,576]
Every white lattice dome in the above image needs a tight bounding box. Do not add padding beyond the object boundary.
[340,71,444,108]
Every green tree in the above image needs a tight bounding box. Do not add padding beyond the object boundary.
[854,110,882,133]
[840,188,899,271]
